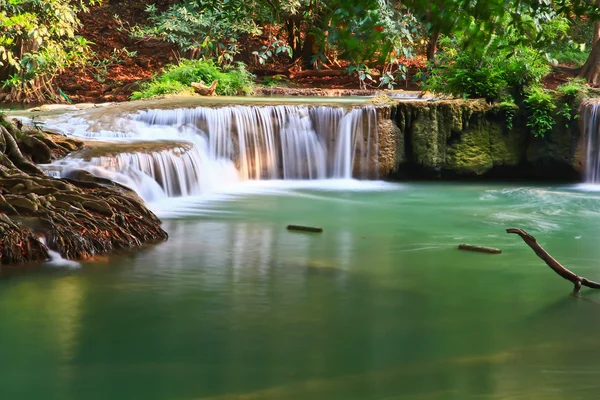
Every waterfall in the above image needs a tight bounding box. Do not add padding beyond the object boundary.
[583,100,600,183]
[45,105,381,201]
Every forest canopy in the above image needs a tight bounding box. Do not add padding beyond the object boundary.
[2,0,600,103]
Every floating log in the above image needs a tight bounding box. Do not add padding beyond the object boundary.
[507,228,600,294]
[458,244,502,254]
[287,225,323,233]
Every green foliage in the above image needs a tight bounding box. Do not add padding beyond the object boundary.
[0,0,97,102]
[131,59,255,100]
[498,99,517,130]
[90,48,137,84]
[423,36,550,102]
[556,78,587,99]
[501,47,551,94]
[557,102,579,128]
[261,75,290,87]
[130,0,262,64]
[523,87,556,138]
[131,81,192,100]
[544,16,594,66]
[252,38,292,66]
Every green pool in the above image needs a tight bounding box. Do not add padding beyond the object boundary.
[2,181,600,400]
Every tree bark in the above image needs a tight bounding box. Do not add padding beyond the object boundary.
[426,30,440,60]
[576,40,600,85]
[506,228,600,294]
[301,33,317,69]
[595,0,600,46]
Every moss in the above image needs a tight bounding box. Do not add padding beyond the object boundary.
[445,123,494,175]
[393,99,532,177]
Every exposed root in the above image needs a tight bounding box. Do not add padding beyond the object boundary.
[0,116,168,266]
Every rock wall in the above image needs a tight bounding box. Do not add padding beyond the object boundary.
[378,99,584,180]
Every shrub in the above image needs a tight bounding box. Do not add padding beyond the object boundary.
[556,78,587,99]
[501,47,550,95]
[524,86,556,137]
[131,59,254,100]
[423,40,549,102]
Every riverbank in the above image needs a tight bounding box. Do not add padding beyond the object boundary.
[0,115,167,269]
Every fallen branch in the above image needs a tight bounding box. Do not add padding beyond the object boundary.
[506,228,600,294]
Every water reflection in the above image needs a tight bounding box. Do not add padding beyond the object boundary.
[2,184,600,399]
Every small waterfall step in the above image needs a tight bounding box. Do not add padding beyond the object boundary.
[44,104,383,202]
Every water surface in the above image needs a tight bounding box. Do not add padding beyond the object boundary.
[1,182,600,400]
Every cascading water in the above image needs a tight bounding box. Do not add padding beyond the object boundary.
[45,104,381,202]
[583,100,600,183]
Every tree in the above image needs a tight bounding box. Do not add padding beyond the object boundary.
[0,0,97,103]
[400,0,600,83]
[132,0,417,71]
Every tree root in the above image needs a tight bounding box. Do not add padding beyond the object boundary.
[0,116,168,267]
[506,228,600,294]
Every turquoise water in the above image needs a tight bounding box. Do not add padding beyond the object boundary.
[2,182,600,400]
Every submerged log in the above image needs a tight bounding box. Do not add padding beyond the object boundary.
[0,115,168,267]
[506,228,600,294]
[458,244,502,254]
[287,225,323,233]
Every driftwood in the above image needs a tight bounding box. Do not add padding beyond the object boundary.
[458,244,502,254]
[287,225,323,233]
[507,228,600,294]
[191,80,218,96]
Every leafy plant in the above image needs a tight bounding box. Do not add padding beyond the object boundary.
[90,48,137,84]
[261,75,290,87]
[524,87,556,137]
[130,0,261,64]
[556,78,587,99]
[423,37,549,102]
[131,59,254,100]
[0,0,98,103]
[557,102,579,128]
[498,99,517,130]
[252,38,292,66]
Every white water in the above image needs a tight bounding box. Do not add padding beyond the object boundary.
[44,105,381,202]
[583,100,600,184]
[39,238,81,269]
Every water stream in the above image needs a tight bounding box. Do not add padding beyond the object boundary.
[583,100,600,183]
[43,104,380,202]
[3,100,600,399]
[2,182,600,400]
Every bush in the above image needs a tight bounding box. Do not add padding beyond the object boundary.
[556,78,587,99]
[425,53,505,101]
[501,47,551,95]
[524,86,556,137]
[131,59,254,100]
[422,40,549,102]
[550,48,591,67]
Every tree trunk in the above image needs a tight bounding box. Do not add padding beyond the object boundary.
[426,30,440,60]
[595,0,600,46]
[286,19,298,60]
[301,33,317,69]
[577,40,600,85]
